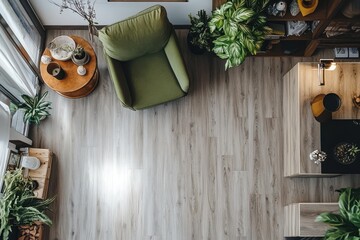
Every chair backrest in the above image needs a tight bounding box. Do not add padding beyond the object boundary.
[99,5,172,61]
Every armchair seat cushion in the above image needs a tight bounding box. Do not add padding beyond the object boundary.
[123,50,186,110]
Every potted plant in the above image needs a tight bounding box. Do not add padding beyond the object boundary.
[316,188,360,239]
[0,169,55,240]
[188,10,213,54]
[71,45,89,66]
[209,0,271,69]
[10,91,52,125]
[333,142,360,165]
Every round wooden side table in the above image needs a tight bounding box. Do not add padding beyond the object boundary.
[40,35,99,98]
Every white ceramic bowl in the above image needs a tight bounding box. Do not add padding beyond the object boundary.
[48,35,76,61]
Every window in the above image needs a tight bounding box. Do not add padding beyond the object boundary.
[0,0,44,102]
[0,0,44,65]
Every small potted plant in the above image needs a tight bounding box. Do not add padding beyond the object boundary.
[10,91,52,125]
[71,45,89,66]
[333,142,360,165]
[316,188,360,239]
[187,10,213,54]
[0,169,55,240]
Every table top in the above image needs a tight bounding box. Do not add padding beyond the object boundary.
[40,35,97,93]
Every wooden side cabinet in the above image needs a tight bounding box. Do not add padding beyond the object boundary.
[18,148,53,240]
[283,62,360,177]
[284,203,338,237]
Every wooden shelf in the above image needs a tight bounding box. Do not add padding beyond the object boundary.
[332,12,360,23]
[284,32,313,41]
[258,40,308,56]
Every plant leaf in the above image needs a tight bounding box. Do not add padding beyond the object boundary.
[232,8,254,23]
[316,213,347,227]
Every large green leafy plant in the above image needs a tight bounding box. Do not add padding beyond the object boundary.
[0,169,55,240]
[316,188,360,240]
[188,10,213,54]
[209,0,271,69]
[12,91,52,125]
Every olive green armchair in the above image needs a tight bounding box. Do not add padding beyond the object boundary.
[99,5,190,110]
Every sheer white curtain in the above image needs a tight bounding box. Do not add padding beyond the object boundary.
[0,101,10,190]
[0,25,38,99]
[0,0,41,64]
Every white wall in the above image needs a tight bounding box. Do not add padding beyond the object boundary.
[29,0,212,26]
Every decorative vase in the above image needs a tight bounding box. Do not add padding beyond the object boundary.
[298,0,319,16]
[71,51,90,66]
[88,23,98,42]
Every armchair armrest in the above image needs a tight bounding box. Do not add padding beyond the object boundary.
[104,53,133,108]
[164,32,190,93]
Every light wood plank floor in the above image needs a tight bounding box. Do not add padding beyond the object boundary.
[31,30,360,240]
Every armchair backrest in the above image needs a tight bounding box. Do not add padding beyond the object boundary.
[99,5,172,61]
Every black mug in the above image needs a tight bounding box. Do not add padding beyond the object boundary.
[311,93,341,122]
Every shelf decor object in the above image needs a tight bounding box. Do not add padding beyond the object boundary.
[298,0,319,16]
[310,93,341,122]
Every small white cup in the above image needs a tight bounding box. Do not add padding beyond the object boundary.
[77,65,86,76]
[41,55,52,64]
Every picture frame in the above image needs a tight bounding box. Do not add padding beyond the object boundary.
[349,48,359,58]
[334,48,349,58]
[8,151,21,168]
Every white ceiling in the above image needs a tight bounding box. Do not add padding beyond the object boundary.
[29,0,212,26]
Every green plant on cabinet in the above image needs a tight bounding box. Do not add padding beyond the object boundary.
[0,169,55,240]
[209,0,271,69]
[316,188,360,240]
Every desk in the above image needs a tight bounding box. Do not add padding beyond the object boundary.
[283,62,360,177]
[40,35,98,98]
